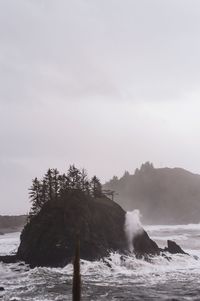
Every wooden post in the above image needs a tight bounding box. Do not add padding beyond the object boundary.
[72,235,81,301]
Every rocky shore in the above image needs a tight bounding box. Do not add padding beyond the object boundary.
[0,190,189,267]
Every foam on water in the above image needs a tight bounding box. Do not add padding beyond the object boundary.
[0,232,20,255]
[1,225,200,300]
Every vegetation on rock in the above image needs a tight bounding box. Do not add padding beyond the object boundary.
[17,165,127,267]
[28,165,102,218]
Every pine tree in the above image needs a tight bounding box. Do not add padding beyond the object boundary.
[29,177,42,216]
[44,169,53,202]
[52,168,60,200]
[39,179,48,205]
[90,176,102,198]
[84,180,91,196]
[58,173,67,196]
[67,165,81,190]
[80,168,88,192]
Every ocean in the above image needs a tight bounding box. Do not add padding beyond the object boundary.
[1,224,200,301]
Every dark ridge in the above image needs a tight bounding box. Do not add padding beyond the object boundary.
[104,162,200,224]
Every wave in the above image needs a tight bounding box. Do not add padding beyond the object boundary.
[28,251,200,283]
[1,251,200,300]
[151,234,189,241]
[145,223,200,232]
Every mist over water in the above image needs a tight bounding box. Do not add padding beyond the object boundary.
[124,209,143,252]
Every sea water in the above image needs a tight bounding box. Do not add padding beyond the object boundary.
[1,224,200,301]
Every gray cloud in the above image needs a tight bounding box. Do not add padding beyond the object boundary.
[1,0,200,213]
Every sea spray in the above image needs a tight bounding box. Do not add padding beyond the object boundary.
[124,209,143,252]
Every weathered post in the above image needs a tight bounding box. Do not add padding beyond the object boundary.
[72,235,81,301]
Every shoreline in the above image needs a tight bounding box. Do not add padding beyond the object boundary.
[0,227,22,235]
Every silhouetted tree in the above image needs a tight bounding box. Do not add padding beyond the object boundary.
[52,168,59,200]
[44,169,53,202]
[58,173,68,197]
[80,168,88,192]
[140,162,154,173]
[123,170,130,178]
[67,165,81,190]
[28,165,104,219]
[40,179,48,204]
[84,180,91,196]
[29,177,42,216]
[90,176,102,198]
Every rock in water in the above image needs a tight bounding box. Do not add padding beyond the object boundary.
[165,240,188,255]
[133,230,160,257]
[17,190,127,267]
[0,255,17,264]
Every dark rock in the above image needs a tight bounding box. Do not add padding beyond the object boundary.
[0,255,18,264]
[164,240,188,255]
[133,230,160,257]
[103,258,112,268]
[0,287,4,291]
[161,253,172,261]
[17,190,127,267]
[17,262,25,266]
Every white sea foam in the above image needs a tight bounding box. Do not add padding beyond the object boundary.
[1,227,200,300]
[0,232,20,255]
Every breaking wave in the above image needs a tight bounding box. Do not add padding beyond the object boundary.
[1,224,200,300]
[124,209,143,252]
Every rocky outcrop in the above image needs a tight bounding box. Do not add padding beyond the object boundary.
[133,230,160,257]
[164,240,188,255]
[17,190,127,267]
[0,190,189,268]
[0,255,18,264]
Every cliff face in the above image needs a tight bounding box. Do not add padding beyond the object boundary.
[104,163,200,224]
[17,190,127,267]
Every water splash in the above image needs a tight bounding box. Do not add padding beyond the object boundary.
[124,209,144,252]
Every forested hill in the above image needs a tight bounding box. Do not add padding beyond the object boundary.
[104,162,200,225]
[0,215,27,233]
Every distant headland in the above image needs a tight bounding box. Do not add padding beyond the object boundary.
[104,162,200,224]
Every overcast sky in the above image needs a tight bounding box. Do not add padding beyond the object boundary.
[1,0,200,214]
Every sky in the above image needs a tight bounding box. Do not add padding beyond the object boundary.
[1,0,200,214]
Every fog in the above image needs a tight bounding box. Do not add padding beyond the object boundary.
[1,0,200,214]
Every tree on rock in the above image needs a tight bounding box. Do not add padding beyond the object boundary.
[28,165,105,219]
[91,176,102,198]
[67,165,81,190]
[52,168,59,200]
[29,178,42,216]
[44,169,54,202]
